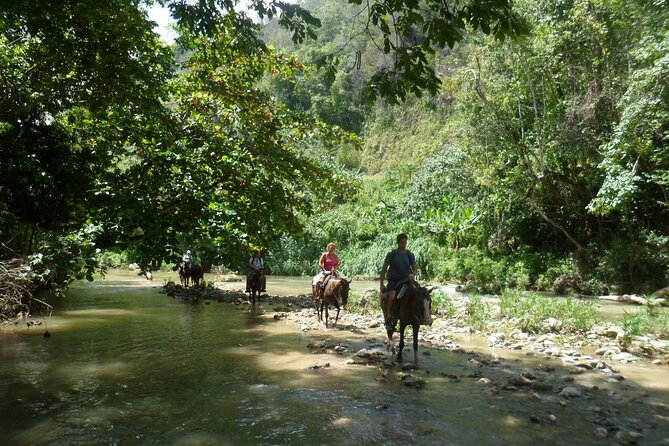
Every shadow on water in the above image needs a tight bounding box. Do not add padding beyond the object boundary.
[0,275,667,445]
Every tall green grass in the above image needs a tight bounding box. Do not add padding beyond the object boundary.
[498,290,600,334]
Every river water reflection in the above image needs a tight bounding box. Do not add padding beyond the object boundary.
[1,272,668,445]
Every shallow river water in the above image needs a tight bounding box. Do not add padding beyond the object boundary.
[1,271,668,445]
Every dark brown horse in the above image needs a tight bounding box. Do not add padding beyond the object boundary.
[385,281,432,368]
[190,264,203,286]
[179,263,203,288]
[248,269,263,305]
[316,277,351,328]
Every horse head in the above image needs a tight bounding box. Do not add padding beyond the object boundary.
[339,278,352,306]
[407,284,433,323]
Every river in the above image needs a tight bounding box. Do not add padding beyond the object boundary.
[1,271,668,445]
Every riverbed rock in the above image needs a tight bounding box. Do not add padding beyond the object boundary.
[615,430,643,445]
[611,352,638,363]
[558,386,582,398]
[528,378,552,390]
[651,286,669,299]
[594,427,608,438]
[488,332,505,346]
[307,362,330,370]
[398,373,426,388]
[596,326,623,339]
[543,317,563,332]
[508,375,532,387]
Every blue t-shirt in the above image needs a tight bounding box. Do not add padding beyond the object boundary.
[384,249,416,282]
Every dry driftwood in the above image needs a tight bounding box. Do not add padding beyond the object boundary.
[595,294,666,305]
[0,259,52,321]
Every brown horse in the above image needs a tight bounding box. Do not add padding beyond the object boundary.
[316,277,351,328]
[179,262,191,287]
[385,281,432,368]
[190,264,204,286]
[248,269,263,305]
[179,263,203,287]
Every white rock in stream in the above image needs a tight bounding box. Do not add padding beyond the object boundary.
[611,352,638,362]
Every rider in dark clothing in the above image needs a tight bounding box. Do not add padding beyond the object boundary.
[379,234,417,330]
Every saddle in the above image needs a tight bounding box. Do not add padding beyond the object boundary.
[319,272,336,298]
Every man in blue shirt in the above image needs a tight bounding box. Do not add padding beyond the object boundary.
[379,233,417,330]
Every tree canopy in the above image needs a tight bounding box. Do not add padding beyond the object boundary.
[2,0,666,297]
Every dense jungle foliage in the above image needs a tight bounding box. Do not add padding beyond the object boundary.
[262,0,669,295]
[0,0,667,315]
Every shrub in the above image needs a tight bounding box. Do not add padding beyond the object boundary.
[430,290,457,318]
[499,290,600,334]
[464,295,492,331]
[97,250,128,269]
[621,310,651,337]
[535,257,579,291]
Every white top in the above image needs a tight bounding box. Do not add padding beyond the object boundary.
[249,257,264,269]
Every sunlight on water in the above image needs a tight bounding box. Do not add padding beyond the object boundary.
[60,308,138,317]
[12,419,60,445]
[52,361,133,382]
[331,416,354,426]
[1,273,668,445]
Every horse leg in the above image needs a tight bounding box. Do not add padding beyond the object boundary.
[332,302,340,328]
[397,322,406,363]
[386,324,395,353]
[324,304,329,328]
[313,286,322,322]
[412,323,420,368]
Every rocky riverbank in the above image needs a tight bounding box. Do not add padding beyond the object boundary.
[163,281,669,367]
[161,280,669,444]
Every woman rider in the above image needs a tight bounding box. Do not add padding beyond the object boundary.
[312,242,339,298]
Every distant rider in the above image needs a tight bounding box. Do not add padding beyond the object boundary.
[182,250,193,269]
[246,249,266,293]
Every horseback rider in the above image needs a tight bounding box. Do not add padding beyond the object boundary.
[313,242,339,298]
[246,249,266,293]
[182,250,193,269]
[379,234,417,331]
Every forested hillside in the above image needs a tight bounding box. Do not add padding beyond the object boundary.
[261,0,669,295]
[0,0,667,319]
